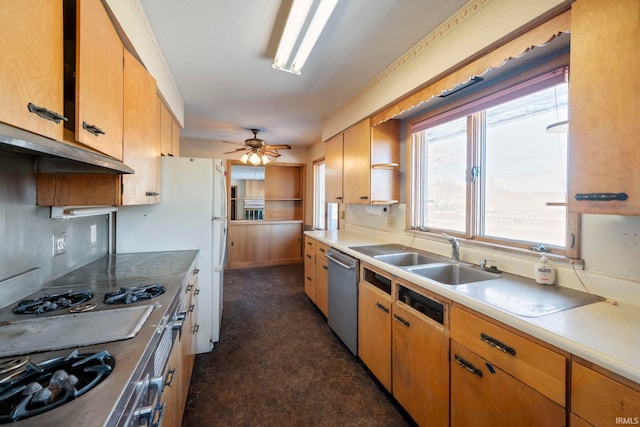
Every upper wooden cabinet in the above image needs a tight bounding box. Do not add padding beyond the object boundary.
[264,165,304,221]
[0,1,65,141]
[122,49,160,205]
[568,0,640,215]
[330,118,400,205]
[74,0,124,160]
[325,133,343,203]
[160,100,181,157]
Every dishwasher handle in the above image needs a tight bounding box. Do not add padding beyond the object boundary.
[326,251,357,270]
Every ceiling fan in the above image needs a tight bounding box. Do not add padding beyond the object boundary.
[224,129,291,165]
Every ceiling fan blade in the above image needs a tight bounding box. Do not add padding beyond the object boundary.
[265,144,291,150]
[263,150,281,157]
[223,147,248,154]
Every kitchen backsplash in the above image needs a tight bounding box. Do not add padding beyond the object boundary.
[0,151,109,295]
[345,203,640,303]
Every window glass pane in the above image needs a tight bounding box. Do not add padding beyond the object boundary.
[313,162,326,229]
[423,116,467,232]
[484,83,568,246]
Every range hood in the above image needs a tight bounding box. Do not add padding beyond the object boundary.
[0,122,134,174]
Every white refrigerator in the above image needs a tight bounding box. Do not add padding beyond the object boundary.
[116,157,227,353]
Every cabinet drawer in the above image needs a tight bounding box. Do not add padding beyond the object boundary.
[450,305,566,406]
[304,253,315,278]
[572,361,640,426]
[316,242,330,259]
[304,236,316,255]
[451,341,565,427]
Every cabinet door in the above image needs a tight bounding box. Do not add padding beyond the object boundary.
[160,101,173,156]
[315,243,329,316]
[0,1,64,140]
[268,223,302,261]
[568,0,640,214]
[358,281,391,391]
[160,337,183,427]
[451,340,565,427]
[304,240,316,301]
[325,133,344,203]
[171,114,181,156]
[122,49,160,205]
[343,119,371,204]
[571,361,640,427]
[76,0,124,160]
[392,302,449,427]
[227,224,269,267]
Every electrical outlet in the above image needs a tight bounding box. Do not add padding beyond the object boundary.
[90,224,97,246]
[388,215,397,228]
[53,233,66,256]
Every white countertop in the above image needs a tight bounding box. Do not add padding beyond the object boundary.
[305,230,640,385]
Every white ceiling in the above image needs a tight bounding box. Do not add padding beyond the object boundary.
[139,0,470,148]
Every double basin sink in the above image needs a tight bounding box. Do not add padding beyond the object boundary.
[352,244,501,286]
[350,243,604,317]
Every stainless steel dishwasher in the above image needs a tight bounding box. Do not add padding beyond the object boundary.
[326,248,359,355]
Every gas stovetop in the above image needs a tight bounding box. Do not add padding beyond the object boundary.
[0,350,114,424]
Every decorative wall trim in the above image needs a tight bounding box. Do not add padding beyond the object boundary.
[324,0,489,123]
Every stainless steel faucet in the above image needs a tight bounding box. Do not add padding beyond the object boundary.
[441,233,460,261]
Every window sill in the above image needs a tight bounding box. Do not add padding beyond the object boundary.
[406,229,584,268]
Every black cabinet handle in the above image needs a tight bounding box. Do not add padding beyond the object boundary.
[322,265,328,270]
[335,196,342,200]
[575,192,628,202]
[454,354,483,377]
[145,191,160,196]
[82,121,106,136]
[393,314,410,327]
[359,196,369,200]
[27,102,68,124]
[480,332,516,356]
[375,302,390,313]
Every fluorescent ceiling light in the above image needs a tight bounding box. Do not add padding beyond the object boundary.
[273,0,339,75]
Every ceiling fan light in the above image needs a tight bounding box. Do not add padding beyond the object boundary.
[262,154,275,165]
[240,153,250,164]
[248,152,262,165]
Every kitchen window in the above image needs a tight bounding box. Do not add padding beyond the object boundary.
[313,159,326,229]
[410,66,575,256]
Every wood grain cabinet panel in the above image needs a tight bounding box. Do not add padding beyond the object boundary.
[343,119,371,204]
[358,277,392,392]
[122,49,160,205]
[314,243,329,316]
[572,361,640,427]
[324,133,344,203]
[392,298,449,427]
[0,1,65,141]
[568,0,640,214]
[450,340,565,427]
[450,305,566,406]
[75,0,124,160]
[303,237,316,301]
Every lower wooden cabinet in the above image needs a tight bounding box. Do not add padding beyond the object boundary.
[160,336,183,427]
[314,242,329,316]
[392,281,449,427]
[303,237,329,316]
[357,270,392,391]
[228,221,302,268]
[450,340,565,427]
[571,360,640,427]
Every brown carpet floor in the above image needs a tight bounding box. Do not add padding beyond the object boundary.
[182,264,412,427]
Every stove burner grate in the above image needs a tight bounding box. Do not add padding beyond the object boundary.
[103,283,166,305]
[12,290,94,315]
[0,349,114,423]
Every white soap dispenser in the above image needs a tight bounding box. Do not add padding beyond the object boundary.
[534,255,555,285]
